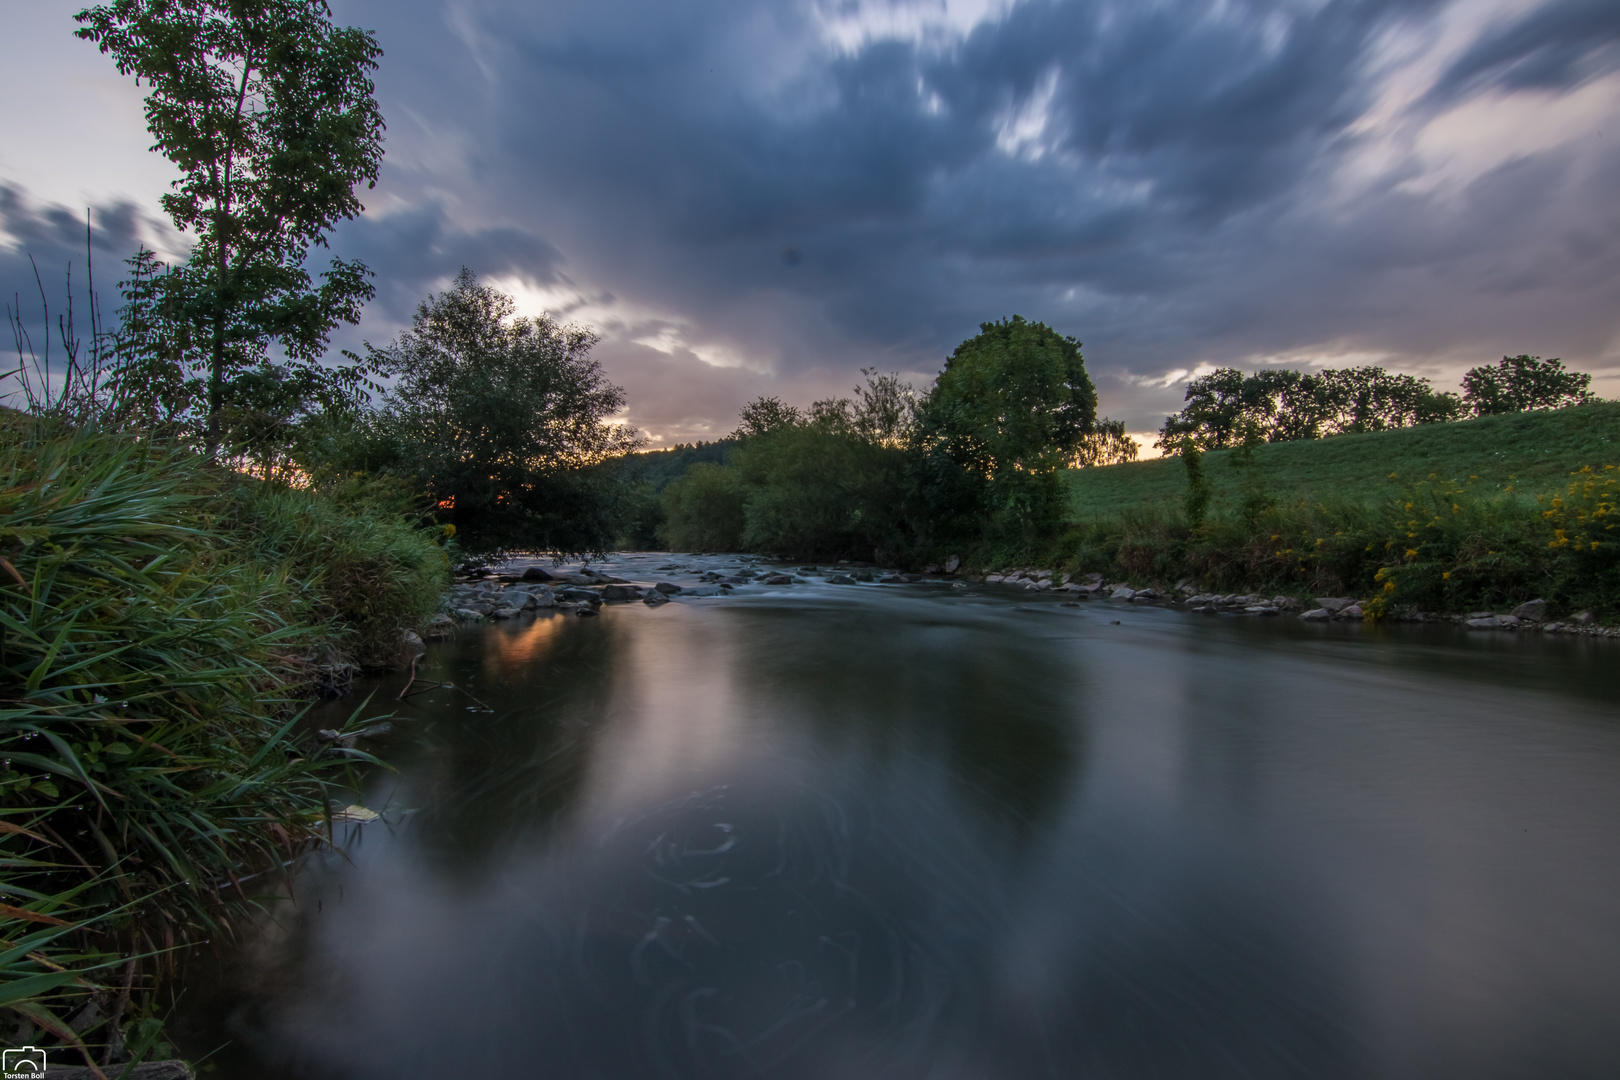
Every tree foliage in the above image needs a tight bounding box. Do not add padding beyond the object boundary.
[1156,366,1465,452]
[76,0,386,453]
[346,269,640,554]
[1074,417,1139,467]
[912,316,1096,545]
[1462,355,1593,415]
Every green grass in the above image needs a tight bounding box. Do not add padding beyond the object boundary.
[0,420,448,1070]
[1065,401,1620,519]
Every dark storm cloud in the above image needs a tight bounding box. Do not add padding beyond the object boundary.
[1433,0,1620,97]
[8,0,1619,437]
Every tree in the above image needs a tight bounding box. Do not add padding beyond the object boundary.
[353,269,641,553]
[912,316,1097,544]
[1462,355,1594,415]
[730,396,801,439]
[76,0,386,455]
[1157,365,1463,452]
[1074,417,1139,467]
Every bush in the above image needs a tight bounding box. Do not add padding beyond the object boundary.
[732,424,909,560]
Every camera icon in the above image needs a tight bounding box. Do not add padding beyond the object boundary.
[2,1047,45,1078]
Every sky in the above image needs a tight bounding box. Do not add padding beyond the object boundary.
[3,0,1619,449]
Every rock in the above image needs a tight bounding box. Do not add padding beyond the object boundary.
[827,574,858,585]
[1300,608,1331,621]
[452,607,484,621]
[1245,604,1280,616]
[521,566,555,582]
[601,584,642,602]
[530,591,557,608]
[758,572,791,585]
[1133,588,1156,600]
[985,574,1006,583]
[945,554,962,573]
[1110,586,1136,601]
[642,589,670,606]
[1315,597,1355,613]
[491,607,522,619]
[654,581,683,594]
[1272,596,1298,610]
[852,572,876,582]
[1083,573,1103,585]
[575,606,598,617]
[429,613,454,628]
[557,587,603,605]
[1334,604,1364,620]
[1511,599,1549,622]
[880,574,907,584]
[1573,610,1596,624]
[952,581,968,590]
[902,573,925,582]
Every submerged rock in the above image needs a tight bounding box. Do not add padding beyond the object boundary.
[826,574,858,585]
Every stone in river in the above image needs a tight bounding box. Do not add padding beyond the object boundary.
[1110,586,1136,601]
[491,607,522,619]
[827,574,858,585]
[881,574,906,584]
[1510,599,1548,622]
[654,581,683,594]
[1315,597,1355,613]
[762,573,793,585]
[1334,604,1364,620]
[1300,608,1331,621]
[945,554,962,573]
[642,589,670,605]
[452,607,483,621]
[575,606,598,617]
[400,629,427,651]
[601,584,642,602]
[521,566,555,582]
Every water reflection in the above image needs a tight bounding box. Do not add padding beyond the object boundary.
[177,583,1620,1080]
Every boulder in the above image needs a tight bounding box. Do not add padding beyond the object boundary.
[1315,597,1355,613]
[1334,604,1364,620]
[1573,610,1596,624]
[557,587,603,605]
[762,573,793,585]
[827,574,858,585]
[1300,608,1331,621]
[985,574,1006,584]
[1133,588,1156,600]
[521,566,555,582]
[1272,596,1298,610]
[1510,599,1549,622]
[1110,586,1136,601]
[575,606,599,617]
[1245,604,1280,616]
[491,607,522,619]
[642,589,670,606]
[531,591,557,608]
[452,607,484,621]
[400,629,426,651]
[654,581,683,594]
[880,574,906,584]
[601,584,642,602]
[945,554,962,573]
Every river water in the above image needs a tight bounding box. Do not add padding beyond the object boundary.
[175,554,1620,1079]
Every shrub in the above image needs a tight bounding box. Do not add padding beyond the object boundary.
[658,463,748,551]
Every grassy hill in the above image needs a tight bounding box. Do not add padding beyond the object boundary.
[1065,401,1620,519]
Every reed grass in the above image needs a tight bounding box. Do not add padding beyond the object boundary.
[0,418,438,1070]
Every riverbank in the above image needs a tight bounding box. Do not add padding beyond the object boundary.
[0,421,448,1072]
[1042,403,1620,622]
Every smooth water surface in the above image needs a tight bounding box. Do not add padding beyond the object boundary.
[177,556,1620,1079]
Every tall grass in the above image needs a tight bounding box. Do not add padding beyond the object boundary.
[0,419,422,1069]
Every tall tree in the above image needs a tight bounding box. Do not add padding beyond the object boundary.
[354,269,642,553]
[76,0,385,454]
[912,316,1096,544]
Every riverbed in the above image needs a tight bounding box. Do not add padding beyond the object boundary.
[174,553,1620,1079]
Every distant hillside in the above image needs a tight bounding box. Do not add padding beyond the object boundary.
[1065,400,1620,518]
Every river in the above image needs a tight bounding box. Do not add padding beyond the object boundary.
[173,554,1620,1079]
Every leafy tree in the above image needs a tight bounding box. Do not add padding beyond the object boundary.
[1157,365,1463,452]
[1074,417,1139,467]
[1462,355,1594,415]
[76,0,386,454]
[351,269,641,553]
[912,316,1097,545]
[730,396,802,439]
[658,463,748,551]
[850,368,919,447]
